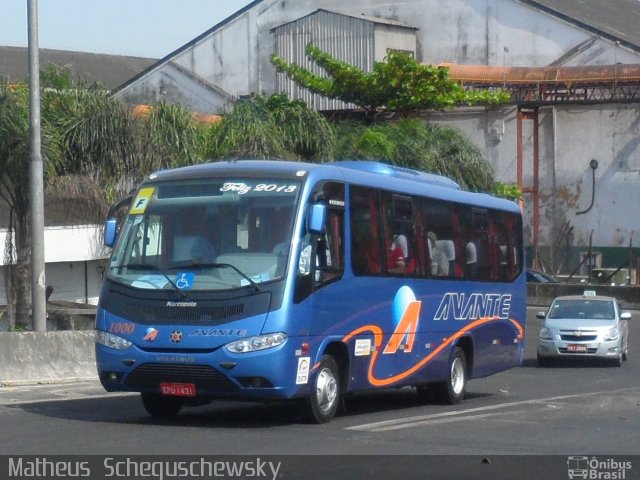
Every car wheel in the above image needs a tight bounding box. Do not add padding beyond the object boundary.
[432,347,466,405]
[622,339,628,361]
[141,392,184,418]
[300,354,341,424]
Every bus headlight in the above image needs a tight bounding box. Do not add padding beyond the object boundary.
[95,330,133,350]
[225,333,287,354]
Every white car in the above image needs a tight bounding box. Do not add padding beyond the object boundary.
[536,292,630,367]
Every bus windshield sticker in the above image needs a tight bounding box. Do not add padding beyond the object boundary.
[296,357,310,384]
[130,187,155,214]
[131,275,169,289]
[220,182,298,195]
[175,272,195,290]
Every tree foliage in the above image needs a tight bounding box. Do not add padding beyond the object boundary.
[271,44,510,119]
[0,68,209,327]
[332,118,494,191]
[206,93,334,161]
[0,81,63,329]
[0,82,32,329]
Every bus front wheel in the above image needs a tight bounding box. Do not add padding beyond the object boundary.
[141,392,184,418]
[300,355,341,424]
[432,347,467,405]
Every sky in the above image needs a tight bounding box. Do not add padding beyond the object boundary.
[1,0,255,58]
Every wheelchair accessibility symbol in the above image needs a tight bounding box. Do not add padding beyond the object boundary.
[175,272,194,290]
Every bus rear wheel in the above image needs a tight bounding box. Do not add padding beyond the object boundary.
[141,392,184,418]
[432,347,467,405]
[300,355,341,424]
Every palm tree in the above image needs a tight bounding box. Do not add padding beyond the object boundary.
[0,82,60,329]
[206,93,334,162]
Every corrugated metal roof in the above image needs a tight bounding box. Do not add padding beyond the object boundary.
[0,46,155,90]
[273,10,378,111]
[520,0,640,51]
[271,9,418,32]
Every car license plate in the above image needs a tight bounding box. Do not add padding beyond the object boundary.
[160,382,196,397]
[567,344,588,353]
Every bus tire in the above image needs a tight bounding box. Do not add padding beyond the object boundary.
[300,355,341,424]
[432,347,467,405]
[141,392,184,418]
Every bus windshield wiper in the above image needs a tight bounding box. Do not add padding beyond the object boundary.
[110,263,187,298]
[177,262,261,293]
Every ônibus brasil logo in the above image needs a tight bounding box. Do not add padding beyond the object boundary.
[567,456,632,480]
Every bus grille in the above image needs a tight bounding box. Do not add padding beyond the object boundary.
[128,304,243,325]
[100,289,271,326]
[124,363,239,393]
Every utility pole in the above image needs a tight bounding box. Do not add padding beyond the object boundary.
[28,0,47,331]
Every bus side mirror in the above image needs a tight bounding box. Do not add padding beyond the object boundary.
[308,204,326,234]
[104,218,117,247]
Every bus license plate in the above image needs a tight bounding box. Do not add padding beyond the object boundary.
[160,382,196,397]
[567,344,588,353]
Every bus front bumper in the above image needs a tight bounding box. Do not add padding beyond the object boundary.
[95,340,314,401]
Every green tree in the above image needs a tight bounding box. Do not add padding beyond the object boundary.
[271,44,509,120]
[332,118,494,191]
[1,67,210,328]
[144,102,206,169]
[206,93,334,161]
[0,82,61,329]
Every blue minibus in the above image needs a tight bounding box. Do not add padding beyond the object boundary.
[96,160,525,423]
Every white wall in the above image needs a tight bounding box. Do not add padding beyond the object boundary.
[0,225,109,305]
[115,0,640,113]
[423,103,640,263]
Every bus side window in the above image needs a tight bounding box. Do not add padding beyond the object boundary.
[350,186,383,276]
[314,209,344,286]
[295,181,345,303]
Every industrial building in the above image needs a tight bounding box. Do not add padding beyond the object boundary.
[113,0,640,277]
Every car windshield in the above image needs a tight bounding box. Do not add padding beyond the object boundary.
[107,178,301,292]
[547,299,615,320]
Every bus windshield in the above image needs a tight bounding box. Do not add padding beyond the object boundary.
[107,178,301,292]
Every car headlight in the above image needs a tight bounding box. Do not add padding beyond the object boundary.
[538,327,553,340]
[604,326,620,341]
[225,333,287,353]
[95,329,132,350]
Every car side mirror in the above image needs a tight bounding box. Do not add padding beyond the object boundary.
[536,311,547,319]
[620,311,631,320]
[104,218,117,247]
[307,203,326,235]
